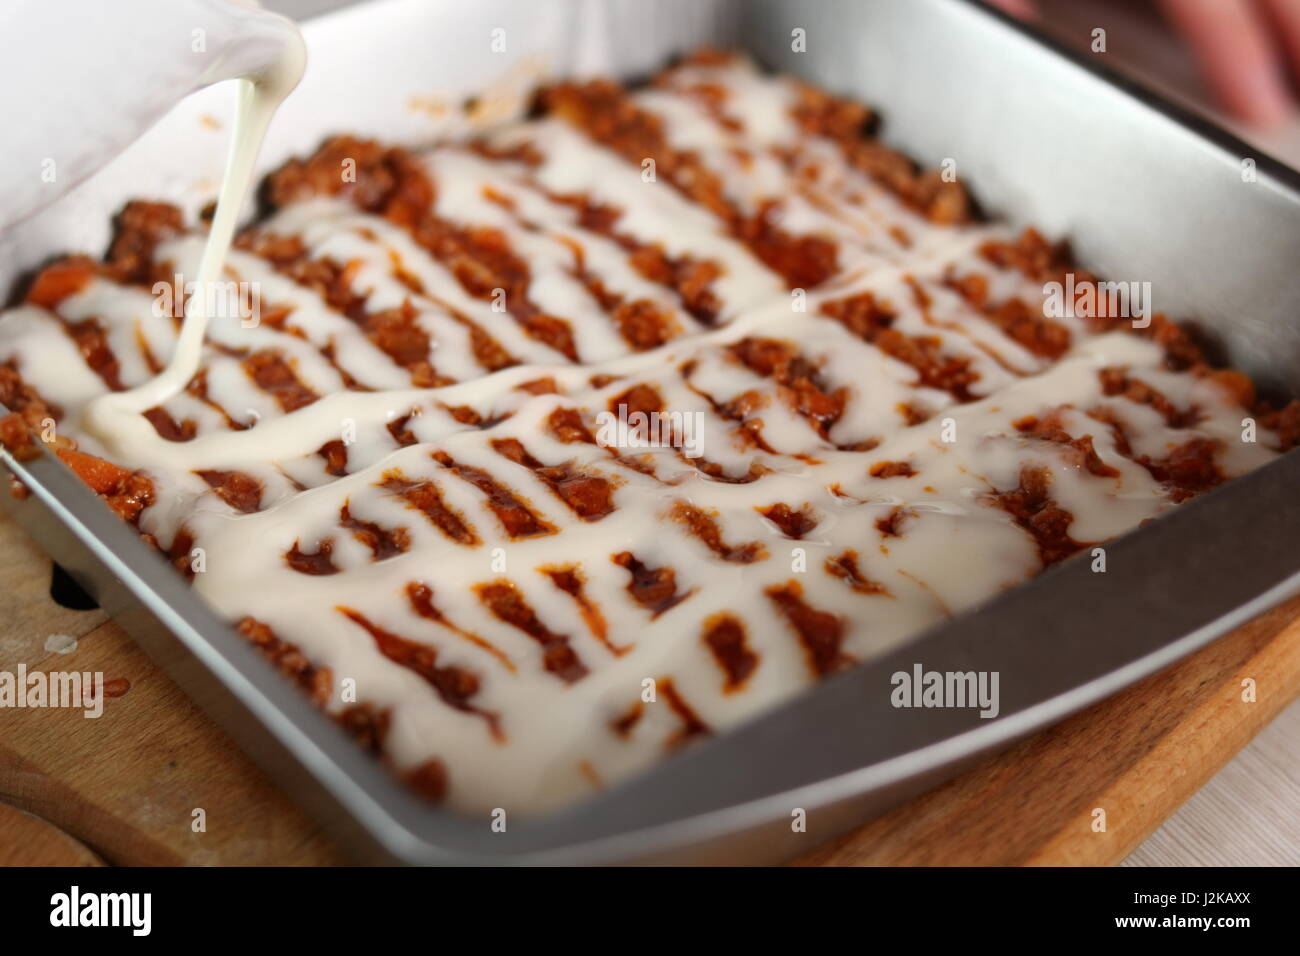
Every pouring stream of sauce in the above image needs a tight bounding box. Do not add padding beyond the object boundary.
[82,32,306,453]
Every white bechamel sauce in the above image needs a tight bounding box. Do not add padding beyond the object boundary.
[0,57,1284,815]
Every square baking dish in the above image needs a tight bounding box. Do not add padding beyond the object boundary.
[2,0,1299,865]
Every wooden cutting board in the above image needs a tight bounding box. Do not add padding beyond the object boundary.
[1,504,1297,866]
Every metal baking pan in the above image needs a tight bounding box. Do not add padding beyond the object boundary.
[3,0,1299,865]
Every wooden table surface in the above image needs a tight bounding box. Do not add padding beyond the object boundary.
[1123,700,1300,867]
[1,502,1298,866]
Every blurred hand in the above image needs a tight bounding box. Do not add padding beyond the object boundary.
[988,0,1300,125]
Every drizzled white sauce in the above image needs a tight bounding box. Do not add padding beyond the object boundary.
[0,58,1283,815]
